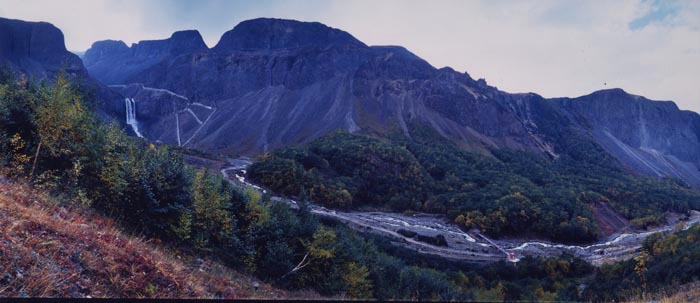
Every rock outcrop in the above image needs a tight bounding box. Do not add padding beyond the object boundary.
[0,17,123,119]
[560,89,700,186]
[0,17,86,78]
[83,30,207,85]
[212,18,366,52]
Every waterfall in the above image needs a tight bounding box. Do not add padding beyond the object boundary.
[124,98,143,138]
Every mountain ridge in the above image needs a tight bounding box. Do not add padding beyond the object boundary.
[82,18,700,186]
[2,16,698,186]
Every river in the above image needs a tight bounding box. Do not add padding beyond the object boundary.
[221,158,700,265]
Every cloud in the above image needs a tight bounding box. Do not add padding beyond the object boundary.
[629,0,682,30]
[0,0,698,112]
[313,0,700,112]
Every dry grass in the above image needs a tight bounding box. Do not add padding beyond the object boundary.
[0,181,309,299]
[624,282,700,303]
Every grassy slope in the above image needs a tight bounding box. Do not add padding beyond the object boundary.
[626,282,700,303]
[0,179,306,299]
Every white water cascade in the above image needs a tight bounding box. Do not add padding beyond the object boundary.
[124,98,143,138]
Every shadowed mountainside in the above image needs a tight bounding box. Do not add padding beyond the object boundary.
[7,16,698,187]
[0,17,124,119]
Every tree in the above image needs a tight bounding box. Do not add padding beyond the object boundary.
[7,133,30,177]
[191,170,233,248]
[32,74,92,181]
[634,250,650,297]
[343,262,373,299]
[308,226,337,259]
[279,226,337,281]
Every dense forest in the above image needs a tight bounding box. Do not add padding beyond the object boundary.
[248,129,700,243]
[586,223,700,301]
[2,70,699,301]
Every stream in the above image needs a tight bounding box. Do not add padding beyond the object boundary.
[221,158,700,265]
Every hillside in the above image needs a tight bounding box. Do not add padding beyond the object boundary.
[629,282,700,303]
[0,178,291,299]
[80,18,700,187]
[248,131,700,243]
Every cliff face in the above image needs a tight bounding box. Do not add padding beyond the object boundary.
[0,17,124,119]
[84,18,551,156]
[212,18,366,52]
[560,89,700,186]
[81,18,700,186]
[0,17,86,78]
[82,30,207,85]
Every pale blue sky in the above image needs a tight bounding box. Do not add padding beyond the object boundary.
[1,0,699,112]
[629,0,683,30]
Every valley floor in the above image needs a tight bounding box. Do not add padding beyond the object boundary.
[0,178,303,299]
[221,158,700,266]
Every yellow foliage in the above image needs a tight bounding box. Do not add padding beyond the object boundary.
[308,226,336,259]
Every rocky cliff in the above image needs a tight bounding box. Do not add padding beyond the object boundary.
[85,18,552,156]
[83,30,207,85]
[560,89,700,186]
[0,17,124,119]
[81,18,700,186]
[0,17,86,78]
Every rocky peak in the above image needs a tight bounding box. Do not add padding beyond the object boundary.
[0,17,84,76]
[82,40,130,62]
[212,18,366,52]
[168,30,207,54]
[83,30,208,85]
[590,87,629,97]
[131,30,207,57]
[574,88,680,112]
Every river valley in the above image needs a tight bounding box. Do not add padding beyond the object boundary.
[221,158,700,266]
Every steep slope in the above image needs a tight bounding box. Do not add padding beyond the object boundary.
[85,18,554,157]
[83,30,207,85]
[82,18,700,186]
[0,17,86,78]
[0,17,123,119]
[0,180,290,299]
[560,89,700,186]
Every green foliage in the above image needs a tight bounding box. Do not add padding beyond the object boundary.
[308,226,337,259]
[191,170,234,249]
[248,131,426,211]
[35,75,89,158]
[0,70,230,246]
[2,70,697,301]
[587,224,700,301]
[342,262,373,299]
[250,129,700,243]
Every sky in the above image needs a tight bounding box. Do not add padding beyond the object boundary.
[1,0,699,112]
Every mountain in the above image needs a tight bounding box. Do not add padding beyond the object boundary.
[0,17,124,119]
[559,89,700,186]
[84,18,555,155]
[83,30,208,85]
[81,18,700,186]
[0,17,86,79]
